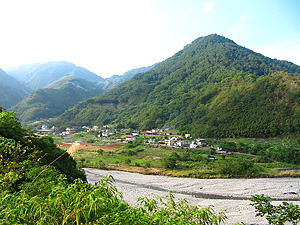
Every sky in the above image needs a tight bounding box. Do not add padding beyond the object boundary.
[0,0,299,78]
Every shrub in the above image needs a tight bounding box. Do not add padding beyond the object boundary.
[18,165,65,197]
[161,152,181,169]
[215,159,261,177]
[0,176,228,225]
[97,149,104,155]
[251,194,300,225]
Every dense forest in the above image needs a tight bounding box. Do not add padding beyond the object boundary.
[54,34,300,138]
[2,62,155,122]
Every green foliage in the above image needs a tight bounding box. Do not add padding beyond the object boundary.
[0,176,228,225]
[137,191,227,224]
[97,149,104,155]
[0,107,25,141]
[87,138,95,143]
[0,108,85,193]
[19,165,65,197]
[251,194,300,225]
[214,159,261,177]
[54,34,300,138]
[0,69,28,109]
[0,136,36,191]
[25,136,86,183]
[11,77,103,122]
[161,152,181,169]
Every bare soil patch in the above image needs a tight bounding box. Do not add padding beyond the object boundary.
[56,142,123,153]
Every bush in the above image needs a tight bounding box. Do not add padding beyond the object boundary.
[19,165,65,197]
[97,149,104,155]
[161,152,181,169]
[0,176,228,225]
[87,139,95,143]
[251,194,300,224]
[97,160,106,169]
[214,159,261,177]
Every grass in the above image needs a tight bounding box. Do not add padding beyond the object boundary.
[0,176,228,225]
[57,133,300,178]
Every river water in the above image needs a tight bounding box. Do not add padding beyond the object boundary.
[83,168,300,225]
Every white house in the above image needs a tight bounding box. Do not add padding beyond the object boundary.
[126,135,136,142]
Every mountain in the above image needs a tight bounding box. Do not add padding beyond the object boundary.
[5,61,105,92]
[11,77,104,122]
[0,68,29,109]
[102,65,155,91]
[54,34,300,138]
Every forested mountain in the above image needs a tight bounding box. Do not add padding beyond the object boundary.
[5,61,105,92]
[52,34,300,137]
[0,68,29,109]
[102,65,155,91]
[12,77,103,122]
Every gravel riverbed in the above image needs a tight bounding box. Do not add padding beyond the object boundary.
[83,168,300,225]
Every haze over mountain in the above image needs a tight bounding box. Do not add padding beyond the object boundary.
[2,61,154,117]
[5,61,105,92]
[0,68,29,109]
[11,77,104,122]
[54,34,300,138]
[101,65,155,91]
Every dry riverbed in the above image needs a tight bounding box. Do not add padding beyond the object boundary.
[83,168,300,225]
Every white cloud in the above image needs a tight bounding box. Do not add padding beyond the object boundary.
[204,2,213,13]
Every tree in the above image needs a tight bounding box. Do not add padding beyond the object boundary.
[0,108,86,192]
[0,107,25,141]
[161,152,181,169]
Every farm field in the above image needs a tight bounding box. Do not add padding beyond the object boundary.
[53,131,300,179]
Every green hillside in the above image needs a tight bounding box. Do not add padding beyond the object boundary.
[54,34,300,138]
[5,61,105,92]
[0,68,29,109]
[102,64,155,91]
[12,77,103,122]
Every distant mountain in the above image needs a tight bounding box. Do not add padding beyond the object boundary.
[11,77,103,122]
[54,34,300,138]
[5,61,105,92]
[102,65,155,90]
[0,68,29,109]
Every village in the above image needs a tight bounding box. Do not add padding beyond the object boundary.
[36,124,225,151]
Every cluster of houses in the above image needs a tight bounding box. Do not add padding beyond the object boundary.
[144,135,208,148]
[36,125,208,149]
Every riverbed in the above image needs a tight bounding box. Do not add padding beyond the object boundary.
[83,168,300,225]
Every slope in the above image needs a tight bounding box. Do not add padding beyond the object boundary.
[54,34,300,138]
[0,68,29,109]
[12,77,103,122]
[102,64,155,91]
[5,61,105,92]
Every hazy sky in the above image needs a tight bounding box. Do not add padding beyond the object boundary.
[0,0,299,77]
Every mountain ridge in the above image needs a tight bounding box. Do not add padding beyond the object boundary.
[11,76,104,122]
[53,34,300,138]
[5,61,105,92]
[0,68,29,109]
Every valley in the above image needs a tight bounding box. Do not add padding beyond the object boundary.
[51,128,300,179]
[2,33,300,224]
